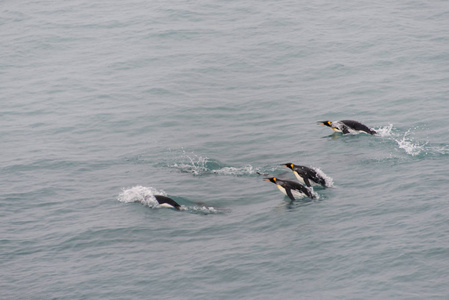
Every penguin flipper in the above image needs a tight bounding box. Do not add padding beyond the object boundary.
[285,188,296,201]
[303,177,312,187]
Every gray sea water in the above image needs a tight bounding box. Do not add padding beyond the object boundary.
[2,1,449,299]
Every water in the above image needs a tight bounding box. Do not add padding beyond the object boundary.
[2,0,449,299]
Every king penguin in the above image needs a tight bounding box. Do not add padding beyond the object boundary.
[155,195,181,210]
[265,177,316,201]
[282,163,327,188]
[318,120,377,135]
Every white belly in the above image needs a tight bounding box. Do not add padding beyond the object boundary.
[294,172,320,186]
[291,190,305,199]
[276,184,287,195]
[158,203,175,209]
[293,172,306,185]
[276,185,305,199]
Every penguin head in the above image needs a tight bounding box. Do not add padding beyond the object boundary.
[265,177,277,184]
[318,121,332,127]
[282,163,294,170]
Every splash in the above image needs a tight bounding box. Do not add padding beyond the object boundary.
[168,149,258,176]
[395,129,427,156]
[371,124,424,156]
[314,168,334,187]
[310,187,320,200]
[376,125,449,158]
[171,153,210,175]
[117,185,167,208]
[117,185,221,214]
[189,205,219,214]
[212,165,257,176]
[374,124,394,137]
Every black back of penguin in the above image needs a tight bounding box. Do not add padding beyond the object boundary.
[155,195,181,210]
[318,120,376,135]
[283,163,326,187]
[279,178,316,200]
[296,166,326,187]
[265,177,316,200]
[340,120,377,135]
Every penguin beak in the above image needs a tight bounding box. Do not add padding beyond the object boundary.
[317,121,325,125]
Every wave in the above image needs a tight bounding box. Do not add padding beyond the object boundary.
[117,185,220,214]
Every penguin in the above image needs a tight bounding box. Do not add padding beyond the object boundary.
[318,120,377,135]
[282,163,327,188]
[155,195,181,210]
[264,177,316,201]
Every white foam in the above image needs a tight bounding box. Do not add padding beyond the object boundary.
[171,151,210,175]
[169,149,258,176]
[173,162,208,175]
[189,205,218,214]
[394,129,426,156]
[117,186,167,208]
[117,186,222,213]
[212,165,257,176]
[373,125,435,157]
[396,137,426,156]
[314,168,334,187]
[309,187,320,200]
[374,124,393,137]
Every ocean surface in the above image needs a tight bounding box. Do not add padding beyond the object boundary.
[2,1,449,299]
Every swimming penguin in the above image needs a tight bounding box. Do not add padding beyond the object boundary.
[155,195,181,210]
[282,163,327,188]
[318,120,377,135]
[265,177,316,201]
